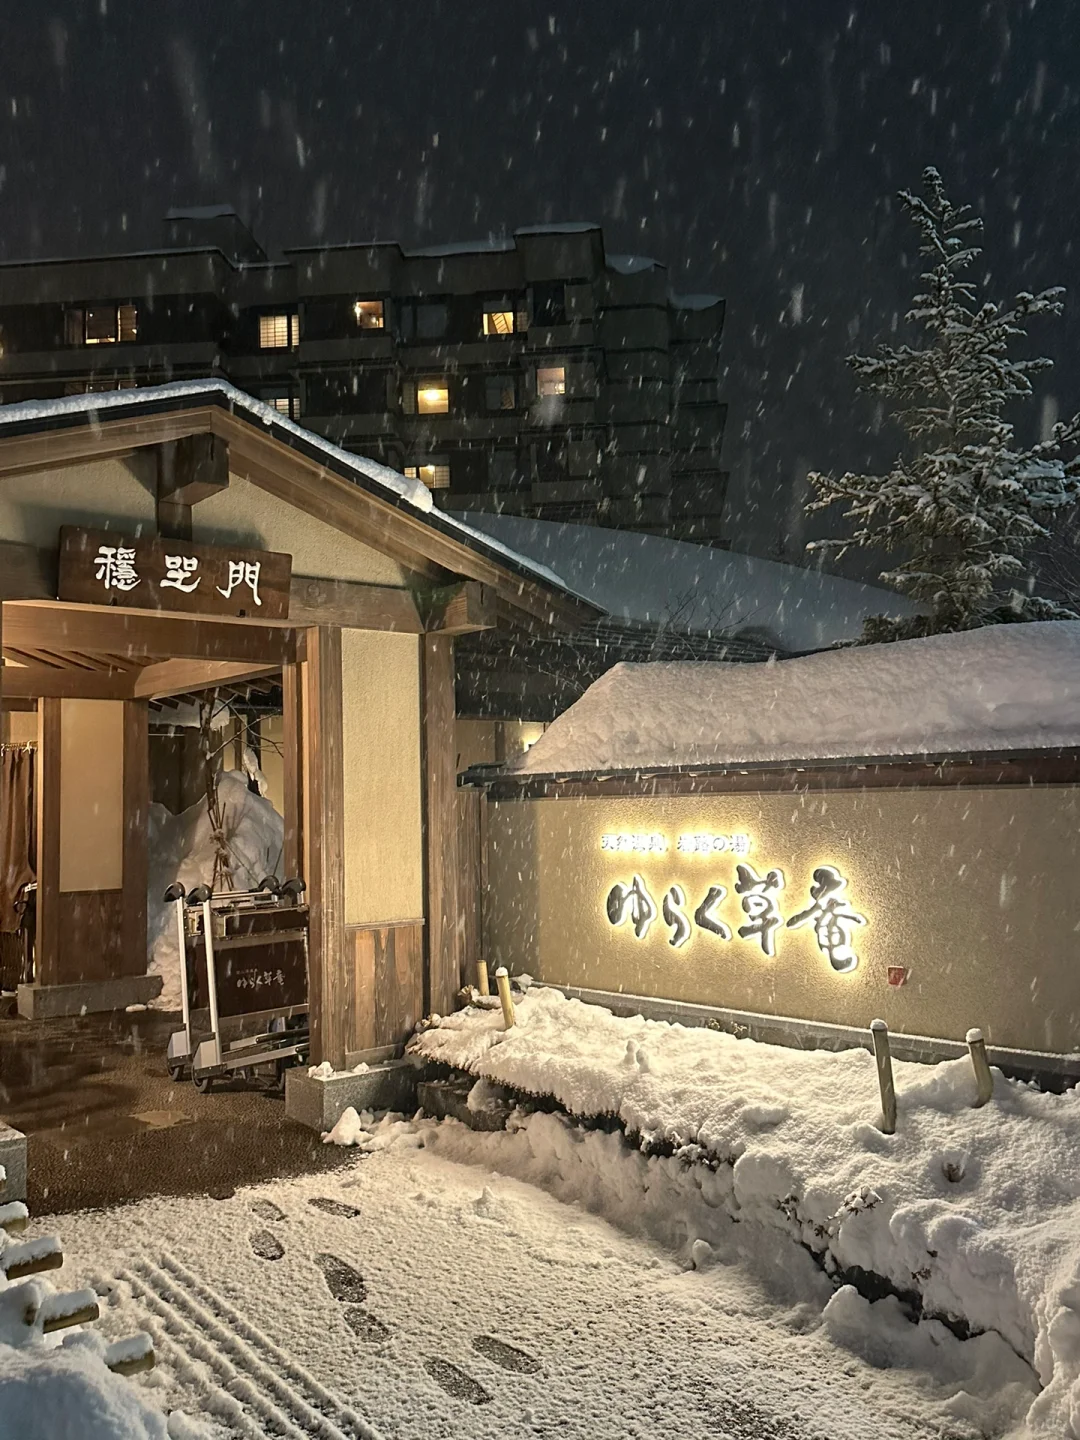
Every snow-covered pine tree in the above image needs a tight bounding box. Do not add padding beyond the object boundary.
[806,166,1080,642]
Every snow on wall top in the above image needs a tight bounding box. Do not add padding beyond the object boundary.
[507,622,1080,774]
[451,511,913,653]
[0,380,581,599]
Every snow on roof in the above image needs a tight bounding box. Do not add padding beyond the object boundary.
[670,292,724,311]
[164,204,239,221]
[0,381,583,601]
[405,238,516,258]
[450,511,912,653]
[506,622,1080,774]
[514,222,601,237]
[607,254,663,275]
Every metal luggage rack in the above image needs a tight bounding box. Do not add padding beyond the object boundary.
[164,876,310,1094]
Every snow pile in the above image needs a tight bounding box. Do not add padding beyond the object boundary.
[146,771,284,1010]
[410,986,1080,1436]
[506,621,1080,773]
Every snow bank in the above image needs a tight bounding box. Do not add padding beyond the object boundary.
[146,771,284,1010]
[506,621,1080,773]
[410,987,1080,1436]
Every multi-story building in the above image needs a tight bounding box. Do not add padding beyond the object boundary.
[0,208,728,541]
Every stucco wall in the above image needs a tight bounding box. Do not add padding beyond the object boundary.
[483,786,1080,1055]
[195,475,410,585]
[341,629,423,925]
[0,457,157,546]
[0,459,413,588]
[58,698,124,892]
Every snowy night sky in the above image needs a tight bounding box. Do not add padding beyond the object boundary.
[1,0,1077,571]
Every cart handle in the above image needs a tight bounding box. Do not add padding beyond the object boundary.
[187,885,213,906]
[163,882,186,904]
[280,877,306,900]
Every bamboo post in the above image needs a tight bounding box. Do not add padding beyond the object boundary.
[870,1019,897,1135]
[476,958,490,997]
[966,1027,994,1107]
[494,966,515,1030]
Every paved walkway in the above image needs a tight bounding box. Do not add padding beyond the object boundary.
[0,1009,351,1213]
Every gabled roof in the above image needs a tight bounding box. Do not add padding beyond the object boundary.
[0,380,600,631]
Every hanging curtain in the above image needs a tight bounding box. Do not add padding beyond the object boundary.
[0,746,34,934]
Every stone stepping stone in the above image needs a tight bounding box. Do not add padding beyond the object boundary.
[423,1357,491,1404]
[250,1230,285,1261]
[251,1199,285,1223]
[308,1196,361,1219]
[471,1334,541,1374]
[315,1253,366,1304]
[343,1306,390,1342]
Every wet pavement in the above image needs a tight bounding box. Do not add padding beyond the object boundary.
[0,1008,352,1214]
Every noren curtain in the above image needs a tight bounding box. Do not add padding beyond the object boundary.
[0,747,34,934]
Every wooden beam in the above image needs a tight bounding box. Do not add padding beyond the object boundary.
[122,701,149,979]
[132,658,280,701]
[0,407,215,480]
[421,581,497,635]
[421,634,462,1016]
[0,665,132,700]
[302,626,346,1068]
[281,662,304,880]
[290,576,424,632]
[35,699,62,987]
[157,433,229,507]
[0,541,56,601]
[3,605,296,666]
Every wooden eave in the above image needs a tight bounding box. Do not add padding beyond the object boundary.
[470,747,1080,800]
[0,390,601,634]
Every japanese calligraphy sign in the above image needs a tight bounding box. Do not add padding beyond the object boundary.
[57,526,292,619]
[602,834,868,973]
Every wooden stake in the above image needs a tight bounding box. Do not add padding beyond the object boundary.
[965,1028,994,1107]
[476,959,490,996]
[870,1019,897,1135]
[494,966,515,1030]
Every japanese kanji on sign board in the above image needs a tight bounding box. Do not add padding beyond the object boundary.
[57,526,292,619]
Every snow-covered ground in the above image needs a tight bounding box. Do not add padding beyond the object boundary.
[23,1119,1035,1440]
[410,987,1080,1439]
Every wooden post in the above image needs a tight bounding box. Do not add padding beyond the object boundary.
[476,959,490,996]
[35,698,62,988]
[421,634,462,1017]
[301,627,345,1069]
[495,966,515,1030]
[121,700,149,977]
[281,662,304,881]
[966,1028,994,1107]
[870,1019,897,1135]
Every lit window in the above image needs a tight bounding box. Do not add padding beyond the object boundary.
[263,392,301,419]
[483,309,515,336]
[485,375,517,411]
[80,303,138,345]
[536,365,566,398]
[416,380,450,415]
[353,300,385,329]
[404,462,450,490]
[259,313,299,349]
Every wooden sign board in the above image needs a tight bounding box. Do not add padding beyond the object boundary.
[57,527,292,620]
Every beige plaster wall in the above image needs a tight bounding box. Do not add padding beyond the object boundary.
[341,629,423,924]
[484,786,1080,1055]
[58,698,124,892]
[0,458,413,589]
[0,458,156,546]
[259,714,285,819]
[195,475,411,586]
[1,709,37,744]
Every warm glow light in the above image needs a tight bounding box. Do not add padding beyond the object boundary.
[354,299,385,329]
[417,383,450,415]
[483,309,515,336]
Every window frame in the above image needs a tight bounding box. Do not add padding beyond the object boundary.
[415,378,451,416]
[536,364,567,399]
[258,311,300,350]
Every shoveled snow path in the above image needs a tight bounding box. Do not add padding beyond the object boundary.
[45,1132,1019,1440]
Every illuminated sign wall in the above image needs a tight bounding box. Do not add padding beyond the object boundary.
[481,787,1080,1055]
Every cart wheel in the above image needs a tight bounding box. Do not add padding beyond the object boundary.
[167,1061,185,1083]
[192,1072,214,1095]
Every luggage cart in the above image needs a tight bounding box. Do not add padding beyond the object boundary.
[163,877,310,1093]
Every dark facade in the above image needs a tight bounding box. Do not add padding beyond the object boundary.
[0,210,728,542]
